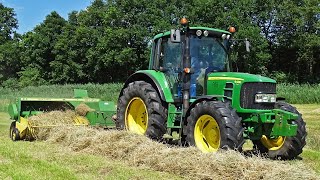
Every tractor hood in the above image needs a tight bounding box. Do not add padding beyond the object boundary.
[207,72,276,83]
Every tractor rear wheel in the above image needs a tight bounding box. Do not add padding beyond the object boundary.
[185,101,244,152]
[116,81,167,140]
[253,102,307,160]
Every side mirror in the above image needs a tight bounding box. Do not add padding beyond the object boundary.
[170,29,181,43]
[245,38,250,52]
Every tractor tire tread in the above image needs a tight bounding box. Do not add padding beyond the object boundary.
[116,81,167,140]
[253,102,307,159]
[185,101,245,151]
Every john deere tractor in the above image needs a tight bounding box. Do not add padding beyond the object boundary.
[8,17,306,160]
[116,18,306,159]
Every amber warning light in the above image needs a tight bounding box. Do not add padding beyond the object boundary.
[184,68,191,73]
[229,26,236,33]
[180,17,188,25]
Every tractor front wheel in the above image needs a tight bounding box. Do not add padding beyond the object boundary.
[185,101,244,152]
[116,81,167,140]
[253,102,307,160]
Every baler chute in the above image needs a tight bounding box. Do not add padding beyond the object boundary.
[8,89,116,140]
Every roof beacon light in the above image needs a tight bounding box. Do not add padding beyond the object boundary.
[229,26,236,33]
[180,17,188,26]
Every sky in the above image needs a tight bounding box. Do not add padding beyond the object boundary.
[0,0,92,34]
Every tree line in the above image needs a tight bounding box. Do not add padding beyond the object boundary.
[0,0,319,88]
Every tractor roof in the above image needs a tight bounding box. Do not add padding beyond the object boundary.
[153,26,231,40]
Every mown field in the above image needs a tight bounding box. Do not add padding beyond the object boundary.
[0,105,319,179]
[0,113,181,179]
[0,84,320,179]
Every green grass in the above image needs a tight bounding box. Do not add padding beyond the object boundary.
[0,113,181,179]
[277,84,320,104]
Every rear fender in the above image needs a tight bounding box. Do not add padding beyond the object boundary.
[119,70,174,103]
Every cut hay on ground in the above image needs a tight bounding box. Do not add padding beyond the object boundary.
[34,112,319,180]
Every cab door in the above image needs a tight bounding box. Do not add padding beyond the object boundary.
[152,37,183,98]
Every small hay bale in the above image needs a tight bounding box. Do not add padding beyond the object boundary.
[75,103,94,116]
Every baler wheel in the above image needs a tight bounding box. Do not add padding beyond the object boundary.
[10,122,20,141]
[253,102,307,160]
[185,101,244,152]
[117,81,167,140]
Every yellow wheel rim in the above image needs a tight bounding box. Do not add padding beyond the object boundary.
[261,135,286,151]
[194,115,220,152]
[125,97,148,135]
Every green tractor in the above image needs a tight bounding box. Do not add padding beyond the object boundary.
[116,18,306,159]
[8,17,306,160]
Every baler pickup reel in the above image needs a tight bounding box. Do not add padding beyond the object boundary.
[8,89,116,141]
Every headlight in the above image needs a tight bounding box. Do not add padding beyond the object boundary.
[255,94,276,103]
[196,30,202,36]
[203,30,209,36]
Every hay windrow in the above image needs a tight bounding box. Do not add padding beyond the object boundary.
[32,112,318,180]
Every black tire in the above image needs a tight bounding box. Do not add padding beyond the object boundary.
[253,102,307,160]
[9,121,15,139]
[185,101,245,152]
[116,81,167,140]
[10,122,20,141]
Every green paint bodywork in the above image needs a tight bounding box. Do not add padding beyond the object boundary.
[206,72,275,113]
[136,70,175,103]
[167,103,183,128]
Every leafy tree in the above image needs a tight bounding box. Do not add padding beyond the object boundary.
[269,0,320,82]
[0,0,319,85]
[0,3,18,43]
[21,11,67,82]
[0,3,20,86]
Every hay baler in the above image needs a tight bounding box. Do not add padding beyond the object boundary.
[8,89,116,140]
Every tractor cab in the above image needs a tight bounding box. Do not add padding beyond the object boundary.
[149,22,234,99]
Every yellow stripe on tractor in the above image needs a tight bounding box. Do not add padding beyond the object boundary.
[207,77,244,81]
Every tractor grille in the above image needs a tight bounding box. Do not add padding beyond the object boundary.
[240,82,276,110]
